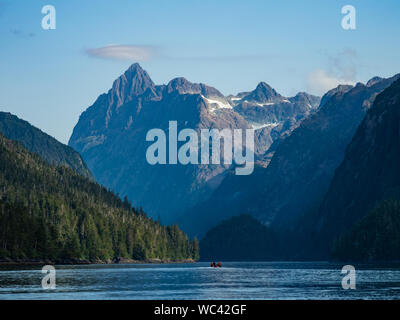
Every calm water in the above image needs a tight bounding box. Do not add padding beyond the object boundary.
[0,262,399,300]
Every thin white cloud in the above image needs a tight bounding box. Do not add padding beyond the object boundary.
[307,69,355,95]
[85,45,158,61]
[307,49,359,95]
[85,45,280,63]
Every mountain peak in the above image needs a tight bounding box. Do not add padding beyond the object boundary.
[290,92,321,109]
[122,63,153,84]
[319,84,354,108]
[166,77,225,99]
[256,81,274,91]
[127,62,142,70]
[109,63,155,108]
[168,77,191,87]
[167,77,198,95]
[125,63,146,77]
[366,76,383,87]
[243,82,282,103]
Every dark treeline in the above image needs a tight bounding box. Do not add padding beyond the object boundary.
[200,214,278,261]
[0,134,199,262]
[332,198,400,262]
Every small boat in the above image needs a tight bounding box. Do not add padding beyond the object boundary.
[210,262,222,268]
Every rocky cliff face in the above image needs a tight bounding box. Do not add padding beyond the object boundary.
[69,63,319,223]
[311,77,400,256]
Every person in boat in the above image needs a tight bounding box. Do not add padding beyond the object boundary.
[210,262,222,268]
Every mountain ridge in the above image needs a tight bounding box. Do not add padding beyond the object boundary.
[0,111,93,179]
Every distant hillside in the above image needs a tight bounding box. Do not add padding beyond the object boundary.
[0,112,93,179]
[200,215,278,261]
[0,133,198,262]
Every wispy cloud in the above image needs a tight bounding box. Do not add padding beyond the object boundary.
[85,45,158,61]
[10,28,35,38]
[307,69,355,95]
[307,49,359,95]
[85,44,281,63]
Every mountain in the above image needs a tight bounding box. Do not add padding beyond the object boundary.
[70,63,319,223]
[229,84,320,156]
[240,82,283,103]
[181,74,400,238]
[310,77,400,259]
[69,64,250,223]
[199,214,278,261]
[0,133,198,262]
[0,112,93,179]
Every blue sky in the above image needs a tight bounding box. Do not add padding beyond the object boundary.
[0,0,399,143]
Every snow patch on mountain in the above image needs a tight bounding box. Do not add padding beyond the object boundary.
[202,95,232,113]
[250,122,280,130]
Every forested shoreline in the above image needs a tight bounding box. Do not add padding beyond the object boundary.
[0,134,199,263]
